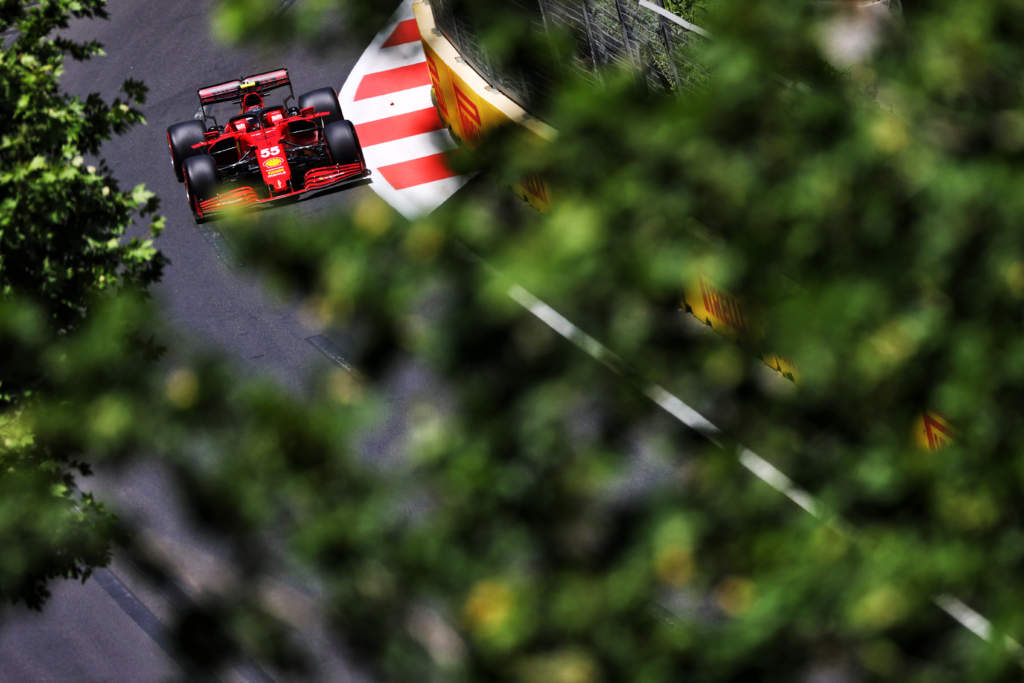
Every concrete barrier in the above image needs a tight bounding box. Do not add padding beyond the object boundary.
[412,0,555,211]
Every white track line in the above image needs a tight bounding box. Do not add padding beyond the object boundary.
[934,595,1024,653]
[643,384,721,443]
[508,283,817,515]
[738,448,819,516]
[506,279,1021,657]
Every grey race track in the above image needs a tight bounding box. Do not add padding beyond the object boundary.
[0,1,383,680]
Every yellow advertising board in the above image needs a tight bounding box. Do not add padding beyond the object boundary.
[685,275,947,448]
[685,275,752,338]
[413,0,554,211]
[683,276,796,381]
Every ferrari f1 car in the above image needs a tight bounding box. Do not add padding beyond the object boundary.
[166,68,369,221]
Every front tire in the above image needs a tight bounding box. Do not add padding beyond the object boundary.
[298,87,343,125]
[182,155,217,221]
[167,120,207,182]
[324,120,364,167]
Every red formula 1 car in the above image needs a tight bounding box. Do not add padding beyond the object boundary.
[166,68,369,221]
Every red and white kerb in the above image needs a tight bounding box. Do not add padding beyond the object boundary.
[340,0,469,218]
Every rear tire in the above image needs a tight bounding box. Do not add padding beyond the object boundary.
[324,120,364,167]
[182,155,217,221]
[167,120,207,182]
[298,87,343,125]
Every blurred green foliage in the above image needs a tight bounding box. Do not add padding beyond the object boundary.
[665,0,713,25]
[0,0,162,607]
[6,0,1024,681]
[205,0,1024,679]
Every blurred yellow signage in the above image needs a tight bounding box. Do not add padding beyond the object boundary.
[914,412,955,451]
[685,275,949,449]
[416,0,553,211]
[686,276,750,336]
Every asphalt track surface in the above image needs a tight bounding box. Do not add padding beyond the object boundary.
[0,1,384,680]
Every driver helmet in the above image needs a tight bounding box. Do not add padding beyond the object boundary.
[242,91,263,112]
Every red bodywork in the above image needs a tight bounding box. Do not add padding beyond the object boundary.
[180,69,369,219]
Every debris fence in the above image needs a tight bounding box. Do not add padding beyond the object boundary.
[428,0,709,110]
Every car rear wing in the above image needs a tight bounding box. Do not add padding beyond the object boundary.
[198,68,291,105]
[197,68,295,127]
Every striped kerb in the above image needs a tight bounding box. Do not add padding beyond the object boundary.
[381,19,421,47]
[355,107,444,147]
[377,153,458,189]
[354,63,430,100]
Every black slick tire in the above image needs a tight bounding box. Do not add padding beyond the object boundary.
[323,120,364,167]
[167,120,207,182]
[298,87,343,125]
[182,155,217,222]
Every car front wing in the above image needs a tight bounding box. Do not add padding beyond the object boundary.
[196,162,369,218]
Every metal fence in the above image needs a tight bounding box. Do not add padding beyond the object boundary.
[541,0,709,92]
[429,0,709,111]
[429,0,903,112]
